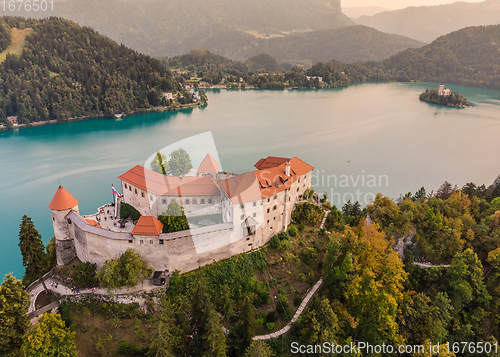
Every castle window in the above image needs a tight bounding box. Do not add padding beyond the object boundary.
[260,201,263,205]
[159,239,164,245]
[298,178,300,183]
[52,217,55,221]
[128,240,133,243]
[267,208,270,213]
[273,205,277,211]
[201,198,205,204]
[185,199,190,205]
[140,240,143,244]
[141,192,145,198]
[240,214,244,220]
[129,186,132,191]
[267,198,270,203]
[192,198,197,204]
[240,203,244,209]
[208,198,213,204]
[303,184,305,187]
[253,201,256,207]
[274,194,277,200]
[124,183,127,189]
[150,195,153,201]
[267,220,269,223]
[67,218,72,224]
[297,187,299,192]
[135,188,138,194]
[150,240,153,245]
[273,217,276,220]
[253,212,257,218]
[162,198,167,204]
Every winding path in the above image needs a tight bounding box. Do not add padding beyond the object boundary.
[252,209,330,341]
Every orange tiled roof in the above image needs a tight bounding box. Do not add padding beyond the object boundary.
[197,153,219,173]
[254,156,290,170]
[131,216,164,236]
[118,165,220,196]
[49,186,79,211]
[85,219,103,229]
[220,157,314,203]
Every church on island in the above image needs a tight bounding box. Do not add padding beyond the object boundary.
[49,155,314,274]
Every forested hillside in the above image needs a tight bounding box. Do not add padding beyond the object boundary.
[166,24,423,64]
[356,0,500,43]
[0,17,180,125]
[0,19,10,52]
[12,0,352,58]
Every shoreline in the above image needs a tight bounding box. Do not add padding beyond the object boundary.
[0,102,208,133]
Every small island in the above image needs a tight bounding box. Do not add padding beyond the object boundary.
[419,83,470,107]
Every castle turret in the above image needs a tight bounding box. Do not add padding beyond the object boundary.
[49,186,79,266]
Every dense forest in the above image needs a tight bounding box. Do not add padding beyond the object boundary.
[0,19,10,52]
[0,17,182,126]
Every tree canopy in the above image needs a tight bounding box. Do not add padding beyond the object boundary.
[18,215,46,285]
[167,148,192,176]
[97,249,152,289]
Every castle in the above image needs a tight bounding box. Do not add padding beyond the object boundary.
[49,155,314,274]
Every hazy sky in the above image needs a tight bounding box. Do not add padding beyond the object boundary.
[343,0,484,9]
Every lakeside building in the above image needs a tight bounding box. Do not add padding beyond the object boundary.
[49,155,313,273]
[438,83,451,96]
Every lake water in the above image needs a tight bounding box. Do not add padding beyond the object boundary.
[1,82,499,279]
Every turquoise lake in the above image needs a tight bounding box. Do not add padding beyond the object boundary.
[1,82,499,279]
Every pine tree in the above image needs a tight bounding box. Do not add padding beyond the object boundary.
[18,215,46,285]
[0,273,30,355]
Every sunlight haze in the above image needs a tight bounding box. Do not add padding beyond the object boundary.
[342,0,485,10]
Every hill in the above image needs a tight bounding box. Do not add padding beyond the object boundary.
[12,0,353,57]
[381,25,500,88]
[0,17,181,125]
[355,0,500,43]
[245,54,283,73]
[342,6,392,18]
[169,24,423,64]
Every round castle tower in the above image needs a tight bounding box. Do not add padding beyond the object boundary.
[49,186,79,266]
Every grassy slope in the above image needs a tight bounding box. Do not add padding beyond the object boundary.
[0,28,32,62]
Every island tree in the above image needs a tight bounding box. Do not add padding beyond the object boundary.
[159,202,189,233]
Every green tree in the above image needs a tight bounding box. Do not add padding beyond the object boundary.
[239,295,257,348]
[147,319,175,357]
[20,313,76,357]
[72,262,97,288]
[159,202,189,233]
[0,274,30,355]
[167,148,192,176]
[151,152,168,175]
[244,340,274,357]
[18,215,47,285]
[298,297,339,352]
[97,248,152,289]
[204,308,227,357]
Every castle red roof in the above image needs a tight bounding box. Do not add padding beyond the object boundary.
[197,153,219,173]
[119,165,220,196]
[49,186,78,211]
[254,156,290,170]
[131,216,164,236]
[85,219,103,229]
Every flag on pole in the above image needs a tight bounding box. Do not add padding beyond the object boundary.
[112,186,123,198]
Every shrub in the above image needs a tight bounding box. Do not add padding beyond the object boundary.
[269,234,280,248]
[266,322,275,330]
[268,278,276,287]
[288,226,298,237]
[276,295,293,320]
[319,228,327,236]
[294,296,303,306]
[120,203,141,221]
[72,262,97,287]
[266,311,277,323]
[278,240,291,252]
[277,231,290,241]
[299,222,305,231]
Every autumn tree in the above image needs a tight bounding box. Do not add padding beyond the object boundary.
[20,313,76,357]
[435,181,457,200]
[151,152,168,175]
[18,215,47,285]
[167,148,192,176]
[0,274,30,355]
